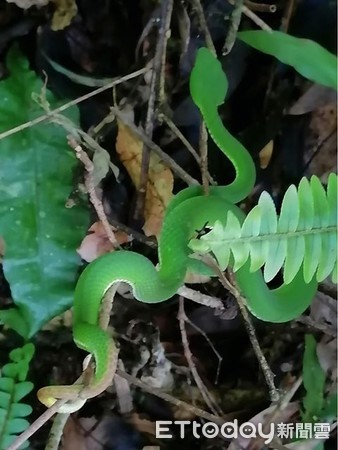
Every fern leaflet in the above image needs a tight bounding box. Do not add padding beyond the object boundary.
[0,343,35,449]
[190,174,337,284]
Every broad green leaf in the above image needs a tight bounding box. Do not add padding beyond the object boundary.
[238,31,337,90]
[0,46,88,338]
[302,334,326,422]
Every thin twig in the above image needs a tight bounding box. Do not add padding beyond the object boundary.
[199,122,210,195]
[295,316,337,338]
[134,0,174,224]
[178,298,224,415]
[223,0,245,55]
[161,113,216,185]
[181,305,223,385]
[189,0,216,55]
[115,368,236,426]
[244,0,277,13]
[177,285,225,310]
[280,0,296,32]
[44,413,70,450]
[226,268,279,403]
[68,138,120,248]
[6,399,69,450]
[242,5,273,31]
[161,114,200,163]
[109,106,199,186]
[0,67,149,142]
[198,255,279,402]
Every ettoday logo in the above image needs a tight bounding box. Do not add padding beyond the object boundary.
[156,420,275,443]
[155,420,331,442]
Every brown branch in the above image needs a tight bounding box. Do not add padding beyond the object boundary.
[115,368,236,426]
[179,298,223,385]
[0,67,149,142]
[68,138,120,249]
[133,0,174,224]
[197,255,280,403]
[178,298,223,415]
[189,0,216,56]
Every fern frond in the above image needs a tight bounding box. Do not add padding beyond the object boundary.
[0,344,35,449]
[190,174,337,284]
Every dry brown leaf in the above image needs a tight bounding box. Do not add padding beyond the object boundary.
[289,84,337,115]
[62,417,116,450]
[306,103,337,180]
[127,412,157,436]
[77,221,131,262]
[258,140,274,169]
[116,121,174,237]
[227,402,299,450]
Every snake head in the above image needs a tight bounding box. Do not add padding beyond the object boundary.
[190,47,228,108]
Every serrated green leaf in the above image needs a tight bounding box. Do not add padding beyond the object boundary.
[0,46,89,338]
[302,334,326,422]
[238,31,337,90]
[13,382,33,402]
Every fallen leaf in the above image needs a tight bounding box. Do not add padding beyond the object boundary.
[51,0,78,31]
[305,103,337,180]
[77,221,131,262]
[289,84,337,115]
[259,140,274,169]
[127,412,156,436]
[62,416,140,450]
[116,121,174,237]
[227,402,299,450]
[6,0,49,7]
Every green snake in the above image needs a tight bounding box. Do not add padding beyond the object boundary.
[38,48,317,411]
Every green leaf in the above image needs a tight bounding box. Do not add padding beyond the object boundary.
[0,46,89,338]
[321,392,337,422]
[0,378,14,394]
[302,334,326,422]
[189,175,337,285]
[238,31,337,90]
[13,382,33,403]
[6,418,29,435]
[9,403,32,419]
[0,310,29,340]
[0,393,10,410]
